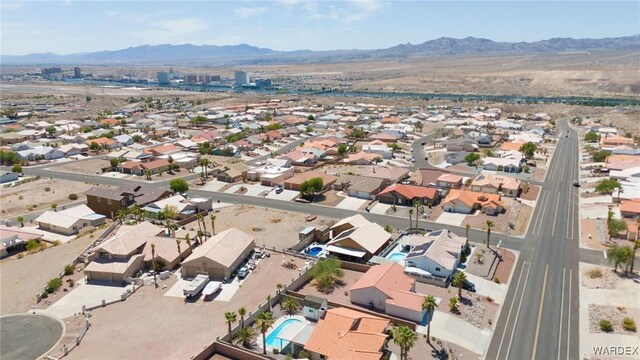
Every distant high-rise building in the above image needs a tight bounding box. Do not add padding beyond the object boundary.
[42,67,62,75]
[73,67,82,79]
[186,75,198,83]
[255,79,272,88]
[234,71,249,86]
[157,72,170,85]
[210,75,221,82]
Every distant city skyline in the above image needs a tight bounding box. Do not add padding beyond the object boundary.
[1,0,638,55]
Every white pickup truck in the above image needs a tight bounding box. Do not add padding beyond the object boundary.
[183,274,210,299]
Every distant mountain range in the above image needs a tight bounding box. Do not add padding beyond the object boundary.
[3,35,639,66]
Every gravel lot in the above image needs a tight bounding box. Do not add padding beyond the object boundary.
[0,178,99,219]
[202,205,333,249]
[588,304,639,334]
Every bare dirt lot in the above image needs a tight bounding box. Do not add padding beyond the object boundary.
[0,179,99,219]
[189,205,334,249]
[0,233,95,315]
[53,159,111,175]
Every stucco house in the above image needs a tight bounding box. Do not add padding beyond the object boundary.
[442,189,504,215]
[403,229,466,281]
[350,262,429,323]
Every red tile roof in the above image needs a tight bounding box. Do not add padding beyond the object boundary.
[378,184,438,200]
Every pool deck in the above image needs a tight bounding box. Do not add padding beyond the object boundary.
[261,315,311,353]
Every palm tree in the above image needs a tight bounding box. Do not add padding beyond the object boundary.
[465,223,471,238]
[200,214,208,236]
[281,297,301,316]
[145,169,152,180]
[176,239,182,257]
[224,312,237,342]
[617,187,624,205]
[276,283,284,294]
[184,234,192,249]
[234,326,255,348]
[408,208,414,229]
[200,158,209,178]
[238,307,247,329]
[116,209,128,223]
[392,325,417,360]
[51,203,58,212]
[422,295,437,344]
[195,214,203,235]
[151,243,157,287]
[485,220,495,248]
[414,199,424,229]
[210,215,216,235]
[255,312,274,355]
[196,230,204,245]
[16,216,24,227]
[452,271,467,299]
[266,294,273,312]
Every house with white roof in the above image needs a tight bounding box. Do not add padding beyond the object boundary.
[403,229,466,280]
[34,204,106,235]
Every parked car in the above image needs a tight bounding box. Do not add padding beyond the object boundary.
[237,267,249,279]
[275,187,284,194]
[462,280,476,292]
[410,157,416,162]
[573,180,580,187]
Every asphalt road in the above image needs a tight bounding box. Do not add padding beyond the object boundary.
[0,314,63,360]
[245,133,319,165]
[486,119,581,360]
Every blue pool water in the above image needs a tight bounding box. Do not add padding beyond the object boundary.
[265,318,302,349]
[308,246,323,257]
[387,252,407,261]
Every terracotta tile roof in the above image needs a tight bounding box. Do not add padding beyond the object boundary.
[472,174,521,191]
[348,151,380,163]
[351,263,426,312]
[620,198,640,215]
[87,137,116,146]
[442,189,503,208]
[437,173,463,183]
[144,144,178,155]
[499,141,524,151]
[378,184,438,200]
[304,307,389,360]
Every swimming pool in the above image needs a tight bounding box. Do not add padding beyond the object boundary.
[308,246,323,256]
[387,252,407,262]
[265,318,302,349]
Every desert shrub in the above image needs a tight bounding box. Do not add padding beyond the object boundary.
[17,253,24,259]
[449,297,458,312]
[622,317,636,332]
[586,268,603,278]
[64,264,75,275]
[494,277,501,284]
[68,193,78,200]
[272,349,279,355]
[18,195,23,200]
[486,296,494,303]
[599,319,613,332]
[44,187,51,192]
[47,277,63,293]
[297,350,309,359]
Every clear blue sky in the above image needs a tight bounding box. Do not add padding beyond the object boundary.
[1,1,638,55]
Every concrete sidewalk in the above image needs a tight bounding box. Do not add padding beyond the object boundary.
[418,310,492,355]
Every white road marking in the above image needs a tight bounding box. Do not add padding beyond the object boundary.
[506,261,532,359]
[558,268,566,360]
[567,269,572,360]
[497,261,527,358]
[532,264,549,360]
[551,197,561,236]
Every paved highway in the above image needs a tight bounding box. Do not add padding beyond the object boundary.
[487,119,580,360]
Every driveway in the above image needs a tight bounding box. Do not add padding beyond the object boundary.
[201,179,227,192]
[465,272,508,304]
[370,203,391,215]
[265,189,299,201]
[436,212,467,226]
[418,311,492,355]
[45,282,129,319]
[335,197,368,210]
[225,184,270,197]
